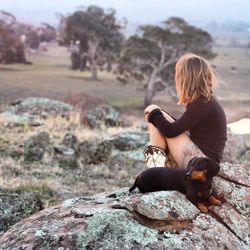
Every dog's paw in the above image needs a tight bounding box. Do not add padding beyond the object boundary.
[197,203,209,213]
[209,195,221,206]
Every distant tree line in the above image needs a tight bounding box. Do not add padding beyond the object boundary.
[59,5,215,106]
[206,20,250,33]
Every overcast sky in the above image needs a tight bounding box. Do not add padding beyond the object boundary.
[1,0,250,26]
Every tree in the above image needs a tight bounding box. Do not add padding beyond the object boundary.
[0,11,27,64]
[117,17,216,107]
[62,6,124,80]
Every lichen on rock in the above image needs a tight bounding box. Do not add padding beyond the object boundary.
[0,190,43,233]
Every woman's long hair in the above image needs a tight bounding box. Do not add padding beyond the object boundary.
[175,53,218,105]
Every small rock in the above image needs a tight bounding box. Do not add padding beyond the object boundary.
[111,131,148,151]
[24,131,53,162]
[54,145,78,168]
[61,133,78,150]
[77,139,113,164]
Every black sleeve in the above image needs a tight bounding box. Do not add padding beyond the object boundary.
[161,109,177,121]
[148,100,211,138]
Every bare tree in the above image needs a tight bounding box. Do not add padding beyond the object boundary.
[117,17,216,107]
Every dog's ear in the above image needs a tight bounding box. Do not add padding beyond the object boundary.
[186,157,199,177]
[188,157,199,167]
[207,159,220,177]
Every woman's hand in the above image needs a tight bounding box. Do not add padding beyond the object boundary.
[144,104,160,121]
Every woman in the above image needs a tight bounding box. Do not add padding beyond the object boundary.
[144,53,227,168]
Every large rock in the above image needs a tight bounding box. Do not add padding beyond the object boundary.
[123,191,199,220]
[81,105,123,129]
[1,161,250,250]
[0,97,75,128]
[218,162,250,187]
[4,97,75,118]
[0,191,43,234]
[0,112,41,128]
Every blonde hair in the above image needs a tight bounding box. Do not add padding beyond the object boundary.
[175,53,217,105]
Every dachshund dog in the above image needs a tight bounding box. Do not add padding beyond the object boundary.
[129,157,221,213]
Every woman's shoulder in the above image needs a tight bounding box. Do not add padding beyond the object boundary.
[189,95,219,105]
[187,95,223,113]
[187,95,208,108]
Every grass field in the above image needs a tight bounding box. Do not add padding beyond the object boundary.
[0,44,144,111]
[212,47,250,98]
[0,43,250,121]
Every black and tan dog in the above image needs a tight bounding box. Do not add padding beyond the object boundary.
[129,157,221,213]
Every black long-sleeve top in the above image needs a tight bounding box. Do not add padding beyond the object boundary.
[148,96,227,163]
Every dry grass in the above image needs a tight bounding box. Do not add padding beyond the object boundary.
[211,47,250,99]
[41,111,139,142]
[0,110,138,145]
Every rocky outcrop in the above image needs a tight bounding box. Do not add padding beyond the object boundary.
[5,97,75,118]
[0,97,76,128]
[7,129,147,166]
[6,124,250,169]
[0,163,249,249]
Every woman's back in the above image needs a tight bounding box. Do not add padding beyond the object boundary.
[188,96,227,163]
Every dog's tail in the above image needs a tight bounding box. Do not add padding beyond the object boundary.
[129,177,138,192]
